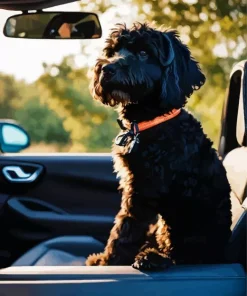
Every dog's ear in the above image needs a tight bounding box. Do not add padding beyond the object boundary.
[159,30,206,109]
[89,59,108,104]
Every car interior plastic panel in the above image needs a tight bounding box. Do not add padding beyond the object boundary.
[219,60,247,158]
[0,264,245,296]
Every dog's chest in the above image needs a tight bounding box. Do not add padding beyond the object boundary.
[113,129,173,187]
[113,141,174,201]
[112,113,202,197]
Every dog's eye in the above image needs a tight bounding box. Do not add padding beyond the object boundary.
[139,50,148,57]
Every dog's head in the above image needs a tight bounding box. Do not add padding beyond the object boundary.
[90,23,205,110]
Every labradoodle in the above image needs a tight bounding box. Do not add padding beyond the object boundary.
[85,23,232,270]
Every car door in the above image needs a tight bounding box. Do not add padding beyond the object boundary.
[0,151,119,267]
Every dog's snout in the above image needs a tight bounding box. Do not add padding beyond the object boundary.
[102,64,116,78]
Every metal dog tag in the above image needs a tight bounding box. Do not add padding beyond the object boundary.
[115,120,140,153]
[128,134,140,153]
[115,131,132,147]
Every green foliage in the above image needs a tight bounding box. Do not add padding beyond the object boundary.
[80,0,246,147]
[1,1,246,152]
[0,72,70,146]
[37,57,118,152]
[0,73,22,118]
[14,96,70,144]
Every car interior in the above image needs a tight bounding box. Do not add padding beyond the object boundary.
[0,0,245,295]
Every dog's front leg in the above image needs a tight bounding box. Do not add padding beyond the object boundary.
[85,211,151,266]
[85,201,157,266]
[132,215,174,270]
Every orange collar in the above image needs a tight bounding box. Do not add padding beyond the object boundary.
[115,109,181,153]
[138,108,181,132]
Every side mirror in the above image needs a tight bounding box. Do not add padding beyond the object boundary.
[0,121,30,153]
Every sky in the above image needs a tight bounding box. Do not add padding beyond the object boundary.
[0,2,80,82]
[0,1,139,83]
[0,1,243,83]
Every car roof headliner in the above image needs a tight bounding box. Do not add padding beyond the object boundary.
[0,0,78,11]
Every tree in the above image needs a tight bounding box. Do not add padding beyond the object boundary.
[30,0,246,151]
[0,72,70,147]
[78,0,246,146]
[0,73,22,119]
[37,57,118,152]
[15,96,70,145]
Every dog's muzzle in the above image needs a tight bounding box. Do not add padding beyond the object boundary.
[101,64,116,82]
[100,62,133,106]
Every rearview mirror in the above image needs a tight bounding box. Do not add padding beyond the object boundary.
[3,12,102,39]
[0,121,30,153]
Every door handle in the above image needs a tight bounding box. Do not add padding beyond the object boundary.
[2,165,43,183]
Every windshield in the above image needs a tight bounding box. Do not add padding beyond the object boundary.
[0,0,245,153]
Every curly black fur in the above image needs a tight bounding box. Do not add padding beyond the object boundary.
[85,23,232,270]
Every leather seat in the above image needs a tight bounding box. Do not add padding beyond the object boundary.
[12,236,104,266]
[224,148,247,268]
[223,148,247,269]
[223,61,247,269]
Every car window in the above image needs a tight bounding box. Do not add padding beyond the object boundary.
[0,0,245,153]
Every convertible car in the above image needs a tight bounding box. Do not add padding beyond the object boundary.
[0,1,245,295]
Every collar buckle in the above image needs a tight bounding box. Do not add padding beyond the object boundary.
[115,120,140,153]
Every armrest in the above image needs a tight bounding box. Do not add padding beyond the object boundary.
[0,264,245,296]
[0,264,244,280]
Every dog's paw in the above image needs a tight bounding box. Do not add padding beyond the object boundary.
[85,253,107,266]
[132,252,173,271]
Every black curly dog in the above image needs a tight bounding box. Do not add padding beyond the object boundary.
[85,23,232,270]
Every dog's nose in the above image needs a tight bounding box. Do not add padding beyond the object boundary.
[102,64,116,78]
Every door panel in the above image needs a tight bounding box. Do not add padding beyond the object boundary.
[0,153,120,267]
[7,196,114,235]
[0,154,119,215]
